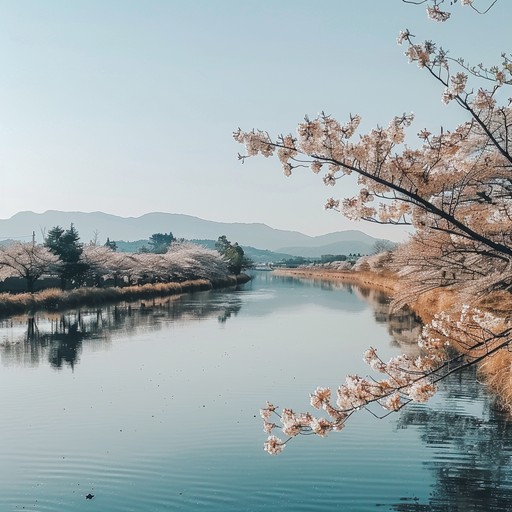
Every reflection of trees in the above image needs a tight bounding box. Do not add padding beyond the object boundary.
[253,273,366,314]
[217,303,241,323]
[0,291,244,368]
[389,368,512,511]
[349,284,423,352]
[0,315,86,369]
[352,286,512,510]
[268,274,423,349]
[46,316,85,370]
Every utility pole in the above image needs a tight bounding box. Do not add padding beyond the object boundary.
[32,231,36,247]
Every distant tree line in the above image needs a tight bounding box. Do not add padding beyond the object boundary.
[273,253,363,268]
[0,225,248,293]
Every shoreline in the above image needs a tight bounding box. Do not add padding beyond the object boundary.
[0,274,251,318]
[272,268,398,294]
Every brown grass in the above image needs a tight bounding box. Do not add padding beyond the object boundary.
[0,274,249,318]
[478,351,512,411]
[273,268,398,294]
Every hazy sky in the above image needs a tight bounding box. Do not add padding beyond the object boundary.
[0,1,508,240]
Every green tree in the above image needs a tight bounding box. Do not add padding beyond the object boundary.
[45,224,89,289]
[215,235,251,275]
[0,242,59,293]
[104,237,118,251]
[148,232,175,254]
[320,254,347,264]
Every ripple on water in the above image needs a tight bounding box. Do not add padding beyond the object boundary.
[2,275,512,512]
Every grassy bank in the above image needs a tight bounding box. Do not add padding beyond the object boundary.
[273,268,398,294]
[0,274,250,318]
[274,267,512,412]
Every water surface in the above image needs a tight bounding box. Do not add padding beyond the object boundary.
[0,272,511,511]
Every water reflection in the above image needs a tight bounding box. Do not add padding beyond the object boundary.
[1,271,511,511]
[268,273,423,352]
[351,285,512,511]
[388,367,512,511]
[254,274,512,511]
[0,292,244,369]
[349,284,423,351]
[0,274,422,370]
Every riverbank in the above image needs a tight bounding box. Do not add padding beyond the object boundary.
[0,274,250,318]
[273,268,398,294]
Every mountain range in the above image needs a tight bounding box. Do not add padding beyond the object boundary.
[0,210,392,258]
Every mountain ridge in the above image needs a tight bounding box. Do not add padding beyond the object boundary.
[0,210,389,255]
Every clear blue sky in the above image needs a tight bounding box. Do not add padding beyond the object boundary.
[0,0,508,241]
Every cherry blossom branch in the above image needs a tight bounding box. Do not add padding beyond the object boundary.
[261,307,511,454]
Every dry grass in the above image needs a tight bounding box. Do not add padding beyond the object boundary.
[0,275,249,318]
[405,288,458,324]
[479,351,512,411]
[273,268,398,294]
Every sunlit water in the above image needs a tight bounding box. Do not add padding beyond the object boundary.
[0,272,511,511]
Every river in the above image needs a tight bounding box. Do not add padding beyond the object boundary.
[0,271,511,511]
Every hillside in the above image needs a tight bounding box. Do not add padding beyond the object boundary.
[0,211,390,256]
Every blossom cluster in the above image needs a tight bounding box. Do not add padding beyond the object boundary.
[423,0,474,23]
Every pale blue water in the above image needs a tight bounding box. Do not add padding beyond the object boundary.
[0,272,511,511]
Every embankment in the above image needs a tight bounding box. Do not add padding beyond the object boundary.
[273,268,398,294]
[0,274,250,318]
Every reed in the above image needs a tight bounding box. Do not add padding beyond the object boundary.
[0,275,249,317]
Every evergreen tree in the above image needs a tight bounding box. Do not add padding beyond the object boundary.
[45,224,89,289]
[104,238,118,251]
[215,235,251,275]
[148,232,175,254]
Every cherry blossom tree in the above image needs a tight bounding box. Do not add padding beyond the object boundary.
[0,242,59,292]
[234,0,512,453]
[161,242,229,281]
[129,244,226,283]
[81,245,132,286]
[235,1,510,300]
